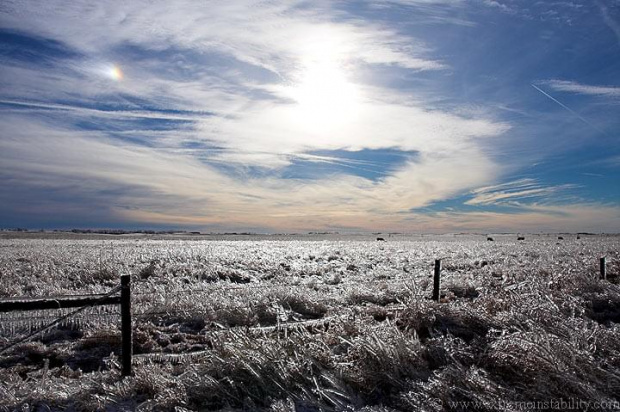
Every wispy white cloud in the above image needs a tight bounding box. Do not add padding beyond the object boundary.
[477,0,595,25]
[547,80,620,98]
[597,0,620,47]
[0,0,484,172]
[0,99,214,121]
[366,0,475,26]
[467,178,577,205]
[0,114,502,230]
[481,0,516,13]
[599,155,620,168]
[2,114,615,232]
[0,1,445,73]
[191,94,509,168]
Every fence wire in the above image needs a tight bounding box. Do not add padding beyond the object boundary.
[0,285,121,355]
[0,253,611,368]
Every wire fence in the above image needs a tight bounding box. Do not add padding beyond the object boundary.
[0,254,613,370]
[0,274,421,336]
[0,279,391,356]
[0,285,121,355]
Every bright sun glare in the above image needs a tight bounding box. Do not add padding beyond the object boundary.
[287,55,361,133]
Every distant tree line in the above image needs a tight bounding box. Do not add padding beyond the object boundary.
[0,228,196,235]
[67,229,197,235]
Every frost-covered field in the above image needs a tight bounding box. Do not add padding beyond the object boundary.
[0,234,619,411]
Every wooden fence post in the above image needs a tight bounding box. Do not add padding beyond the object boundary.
[120,274,132,377]
[433,259,441,302]
[600,257,607,281]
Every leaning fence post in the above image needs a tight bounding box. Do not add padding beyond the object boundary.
[600,257,607,281]
[433,259,441,302]
[120,274,132,377]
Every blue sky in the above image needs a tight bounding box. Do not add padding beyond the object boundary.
[0,0,619,232]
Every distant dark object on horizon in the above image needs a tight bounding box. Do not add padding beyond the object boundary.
[376,237,386,241]
[517,237,525,241]
[487,237,494,241]
[558,236,564,240]
[577,236,581,239]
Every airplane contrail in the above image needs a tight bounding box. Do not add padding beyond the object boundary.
[531,84,607,136]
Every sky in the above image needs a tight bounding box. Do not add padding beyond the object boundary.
[0,0,619,233]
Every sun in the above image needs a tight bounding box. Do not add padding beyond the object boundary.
[286,54,361,134]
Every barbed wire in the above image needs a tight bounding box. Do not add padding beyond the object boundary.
[132,276,433,298]
[80,333,121,340]
[0,285,122,356]
[0,311,122,323]
[0,279,422,329]
[0,253,610,358]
